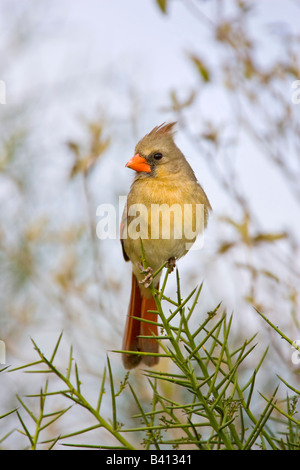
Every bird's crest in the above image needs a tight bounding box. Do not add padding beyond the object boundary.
[147,122,177,139]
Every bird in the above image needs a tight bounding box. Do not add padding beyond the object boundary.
[120,122,211,369]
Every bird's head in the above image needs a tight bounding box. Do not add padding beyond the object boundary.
[125,122,187,178]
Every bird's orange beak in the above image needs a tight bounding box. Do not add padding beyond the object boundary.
[125,154,151,173]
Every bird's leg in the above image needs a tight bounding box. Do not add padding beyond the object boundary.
[167,257,176,273]
[138,263,154,289]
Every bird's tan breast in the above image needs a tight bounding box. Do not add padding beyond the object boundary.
[123,174,210,274]
[128,174,207,206]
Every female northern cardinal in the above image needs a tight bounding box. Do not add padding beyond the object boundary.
[121,122,211,369]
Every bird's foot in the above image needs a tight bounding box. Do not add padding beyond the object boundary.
[167,257,176,273]
[138,264,154,288]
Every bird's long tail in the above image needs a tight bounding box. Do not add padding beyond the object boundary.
[122,273,159,369]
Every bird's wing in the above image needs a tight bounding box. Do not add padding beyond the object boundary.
[120,201,129,261]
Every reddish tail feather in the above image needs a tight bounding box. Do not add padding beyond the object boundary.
[122,273,159,369]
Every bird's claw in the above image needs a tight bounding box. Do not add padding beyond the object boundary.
[138,264,154,288]
[167,257,176,273]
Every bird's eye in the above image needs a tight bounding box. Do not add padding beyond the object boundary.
[153,153,163,160]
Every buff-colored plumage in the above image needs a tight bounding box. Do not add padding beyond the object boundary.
[121,122,211,369]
